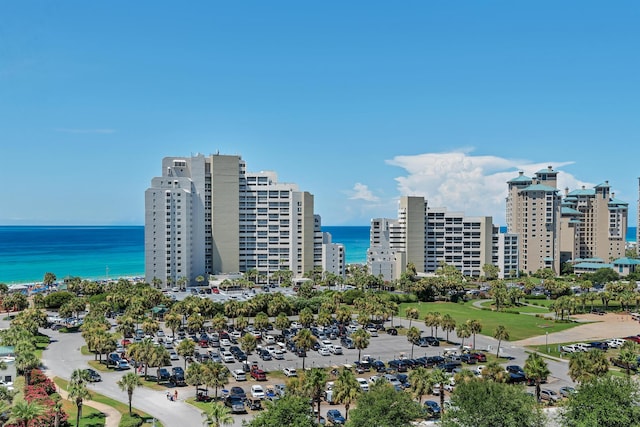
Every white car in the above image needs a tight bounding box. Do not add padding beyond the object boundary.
[331,345,343,355]
[283,367,298,377]
[221,351,235,363]
[318,347,332,356]
[474,365,486,376]
[367,327,378,337]
[264,335,276,344]
[271,349,285,360]
[220,339,232,347]
[356,377,369,392]
[607,338,626,348]
[169,350,179,360]
[251,385,265,399]
[232,369,247,381]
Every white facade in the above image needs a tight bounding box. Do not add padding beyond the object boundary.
[492,226,520,279]
[321,231,346,278]
[367,197,502,281]
[145,154,323,287]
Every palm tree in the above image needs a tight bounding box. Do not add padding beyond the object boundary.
[7,400,45,427]
[567,351,609,384]
[430,368,449,414]
[117,372,143,415]
[351,328,370,362]
[201,401,233,426]
[203,362,230,400]
[482,361,507,383]
[299,307,314,328]
[456,323,471,349]
[406,326,421,359]
[68,369,92,427]
[274,312,291,331]
[15,350,40,385]
[405,307,419,328]
[409,366,432,404]
[424,312,440,337]
[440,314,456,343]
[332,368,360,420]
[305,368,328,424]
[177,338,196,369]
[493,325,509,358]
[618,341,639,377]
[524,353,550,401]
[186,362,206,392]
[466,319,482,350]
[293,328,316,370]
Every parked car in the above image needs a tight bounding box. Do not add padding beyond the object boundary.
[386,328,398,336]
[356,377,369,392]
[283,367,297,377]
[506,365,527,383]
[318,347,332,356]
[170,367,186,386]
[539,389,560,403]
[251,385,266,399]
[327,409,346,425]
[225,396,246,413]
[229,386,247,400]
[232,369,247,381]
[116,360,131,370]
[372,360,386,372]
[559,386,576,398]
[469,352,487,362]
[460,354,477,364]
[85,368,101,382]
[424,400,441,418]
[156,368,170,382]
[221,351,235,363]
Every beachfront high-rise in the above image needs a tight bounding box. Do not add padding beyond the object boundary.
[367,196,515,281]
[144,154,324,287]
[506,167,627,275]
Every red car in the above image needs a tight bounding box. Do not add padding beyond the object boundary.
[470,352,487,362]
[211,287,220,294]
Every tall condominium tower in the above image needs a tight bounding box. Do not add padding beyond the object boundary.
[506,167,562,275]
[507,166,627,275]
[368,196,510,281]
[145,154,321,287]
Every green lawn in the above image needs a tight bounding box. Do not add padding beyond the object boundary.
[54,377,163,427]
[479,300,550,314]
[399,302,582,341]
[61,398,106,427]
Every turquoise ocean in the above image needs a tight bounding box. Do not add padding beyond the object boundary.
[0,225,636,285]
[0,225,371,285]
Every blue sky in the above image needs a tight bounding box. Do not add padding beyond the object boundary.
[1,1,639,226]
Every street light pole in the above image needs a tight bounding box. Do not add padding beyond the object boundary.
[546,331,549,353]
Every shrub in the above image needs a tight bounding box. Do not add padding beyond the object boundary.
[119,413,144,427]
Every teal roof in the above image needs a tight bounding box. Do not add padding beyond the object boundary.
[613,258,640,266]
[567,188,595,196]
[595,182,610,188]
[508,175,532,184]
[574,262,613,270]
[609,198,628,206]
[569,219,582,224]
[521,184,557,192]
[543,257,554,261]
[536,168,557,174]
[561,207,582,215]
[574,257,604,263]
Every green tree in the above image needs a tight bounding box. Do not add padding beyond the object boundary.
[348,380,423,427]
[186,362,206,391]
[442,378,545,427]
[203,362,230,400]
[177,338,196,369]
[245,395,317,427]
[274,312,291,331]
[164,312,182,338]
[430,368,449,413]
[409,366,433,404]
[298,307,314,329]
[441,314,456,343]
[201,401,233,427]
[239,333,257,355]
[618,341,639,377]
[482,361,507,383]
[332,368,360,420]
[493,325,509,357]
[405,307,419,328]
[7,400,45,427]
[15,349,40,385]
[561,375,640,427]
[456,322,471,349]
[466,319,482,350]
[406,326,421,359]
[304,368,328,424]
[43,272,57,286]
[351,328,370,362]
[292,328,316,370]
[523,353,550,401]
[568,350,610,384]
[68,369,92,427]
[117,372,143,415]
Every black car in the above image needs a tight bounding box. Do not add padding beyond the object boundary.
[157,368,171,382]
[424,356,445,368]
[84,368,101,382]
[388,360,408,372]
[387,328,398,336]
[506,365,527,383]
[424,336,439,346]
[372,360,386,372]
[235,351,247,362]
[229,386,247,400]
[436,362,461,373]
[460,354,477,364]
[170,366,186,386]
[296,348,307,358]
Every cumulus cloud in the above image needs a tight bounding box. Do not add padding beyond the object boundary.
[349,183,380,202]
[55,128,116,134]
[386,149,592,225]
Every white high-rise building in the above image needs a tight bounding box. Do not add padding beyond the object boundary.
[145,154,322,287]
[367,196,507,281]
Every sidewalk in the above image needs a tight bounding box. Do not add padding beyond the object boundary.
[51,376,122,427]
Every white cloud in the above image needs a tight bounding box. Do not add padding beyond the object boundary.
[54,128,116,134]
[386,149,592,225]
[349,182,380,202]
